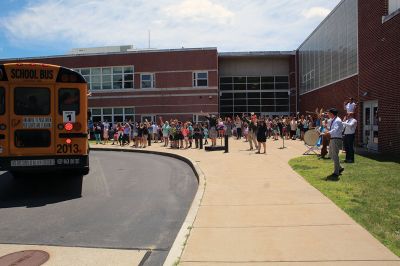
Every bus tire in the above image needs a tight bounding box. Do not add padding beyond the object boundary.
[81,167,90,175]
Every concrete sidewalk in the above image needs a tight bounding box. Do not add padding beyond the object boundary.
[92,138,400,266]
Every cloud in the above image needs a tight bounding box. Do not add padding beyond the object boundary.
[302,7,331,19]
[163,0,234,24]
[0,0,340,53]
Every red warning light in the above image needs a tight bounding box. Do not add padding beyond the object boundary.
[64,122,73,131]
[66,138,72,144]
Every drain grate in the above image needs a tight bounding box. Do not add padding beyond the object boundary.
[0,250,49,266]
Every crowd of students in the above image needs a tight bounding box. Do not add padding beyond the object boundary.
[89,112,322,154]
[89,97,358,181]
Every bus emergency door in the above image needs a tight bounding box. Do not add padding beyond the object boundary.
[9,84,55,156]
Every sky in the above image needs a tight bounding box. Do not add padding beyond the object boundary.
[0,0,341,59]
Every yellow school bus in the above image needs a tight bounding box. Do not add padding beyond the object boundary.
[0,63,89,176]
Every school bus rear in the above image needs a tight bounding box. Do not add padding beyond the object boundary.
[0,63,89,175]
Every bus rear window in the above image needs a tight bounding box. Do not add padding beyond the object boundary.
[59,88,80,115]
[14,87,50,115]
[0,87,4,115]
[15,130,51,147]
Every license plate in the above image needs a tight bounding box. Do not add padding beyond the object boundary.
[11,159,55,167]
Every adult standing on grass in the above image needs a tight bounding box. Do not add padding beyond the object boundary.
[324,108,344,179]
[342,112,357,163]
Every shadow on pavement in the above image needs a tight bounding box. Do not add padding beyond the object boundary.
[0,171,83,208]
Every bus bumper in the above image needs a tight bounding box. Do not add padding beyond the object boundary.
[0,155,89,173]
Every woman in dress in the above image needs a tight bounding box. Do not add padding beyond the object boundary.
[103,123,109,145]
[161,120,170,147]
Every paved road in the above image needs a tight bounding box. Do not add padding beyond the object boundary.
[0,150,198,265]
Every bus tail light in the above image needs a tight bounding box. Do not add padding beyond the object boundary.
[64,122,73,131]
[66,138,72,144]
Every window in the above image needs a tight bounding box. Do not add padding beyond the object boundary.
[14,87,50,115]
[193,72,208,87]
[389,0,400,14]
[298,0,358,94]
[75,66,134,90]
[88,107,135,124]
[59,88,80,115]
[15,130,51,147]
[141,73,155,88]
[124,67,134,89]
[0,87,4,115]
[219,75,290,116]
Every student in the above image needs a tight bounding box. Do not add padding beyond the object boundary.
[188,122,194,148]
[235,116,243,139]
[256,120,268,154]
[202,124,209,145]
[182,123,189,149]
[243,123,249,142]
[103,124,109,145]
[193,124,202,148]
[94,123,102,144]
[152,122,159,143]
[201,111,217,147]
[161,120,171,147]
[142,122,149,148]
[241,114,258,150]
[122,123,131,146]
[289,117,297,140]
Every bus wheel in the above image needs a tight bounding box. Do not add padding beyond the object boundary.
[81,168,90,175]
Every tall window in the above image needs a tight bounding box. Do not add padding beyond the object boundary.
[389,0,400,14]
[75,66,134,90]
[193,72,208,87]
[298,0,358,94]
[141,73,155,88]
[219,76,289,116]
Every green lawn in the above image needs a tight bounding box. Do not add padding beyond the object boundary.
[289,153,400,257]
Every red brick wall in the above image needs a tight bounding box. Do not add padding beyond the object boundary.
[1,49,218,72]
[299,75,358,118]
[156,72,192,88]
[1,48,219,119]
[358,0,400,154]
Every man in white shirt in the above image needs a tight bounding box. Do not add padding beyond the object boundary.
[344,97,357,114]
[324,108,344,179]
[151,122,159,143]
[342,112,357,163]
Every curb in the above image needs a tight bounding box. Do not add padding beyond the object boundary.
[90,146,206,266]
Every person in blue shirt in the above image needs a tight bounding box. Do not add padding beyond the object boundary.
[323,108,344,179]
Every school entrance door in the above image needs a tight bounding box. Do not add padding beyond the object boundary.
[363,100,378,151]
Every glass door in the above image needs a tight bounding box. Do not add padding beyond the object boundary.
[363,100,378,151]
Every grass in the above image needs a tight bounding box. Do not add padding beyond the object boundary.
[289,153,400,257]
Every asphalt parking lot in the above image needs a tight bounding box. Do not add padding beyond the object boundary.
[0,150,198,265]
